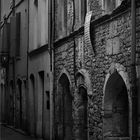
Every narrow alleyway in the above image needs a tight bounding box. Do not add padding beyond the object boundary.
[0,124,41,140]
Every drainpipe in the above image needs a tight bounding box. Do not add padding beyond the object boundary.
[0,1,1,21]
[12,0,16,127]
[12,0,15,16]
[27,0,29,132]
[49,0,55,139]
[131,0,137,139]
[72,0,76,85]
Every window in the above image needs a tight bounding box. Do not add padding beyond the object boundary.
[16,12,21,57]
[102,0,122,14]
[74,0,87,26]
[46,91,50,110]
[10,12,21,57]
[34,0,38,7]
[57,0,67,37]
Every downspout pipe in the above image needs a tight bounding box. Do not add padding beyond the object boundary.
[131,0,137,139]
[27,0,30,133]
[48,0,55,139]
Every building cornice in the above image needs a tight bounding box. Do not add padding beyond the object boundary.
[28,44,48,57]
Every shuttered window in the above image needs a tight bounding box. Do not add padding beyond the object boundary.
[16,13,21,57]
[10,16,16,57]
[2,23,10,53]
[102,0,122,14]
[74,0,87,27]
[10,12,21,57]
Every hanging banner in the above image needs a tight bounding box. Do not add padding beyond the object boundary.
[84,11,94,55]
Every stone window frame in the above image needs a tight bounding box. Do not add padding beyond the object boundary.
[102,63,132,139]
[101,0,122,15]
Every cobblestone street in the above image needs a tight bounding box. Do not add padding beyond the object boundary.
[0,124,40,140]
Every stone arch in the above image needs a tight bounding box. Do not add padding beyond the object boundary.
[103,63,132,139]
[57,68,72,96]
[56,71,73,140]
[29,74,36,135]
[76,69,92,95]
[75,69,91,140]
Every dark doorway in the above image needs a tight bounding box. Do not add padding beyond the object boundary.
[0,84,4,122]
[77,86,88,140]
[38,71,44,137]
[103,71,129,139]
[30,74,36,135]
[17,79,22,129]
[9,81,14,126]
[57,74,73,140]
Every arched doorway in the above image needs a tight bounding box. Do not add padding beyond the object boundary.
[9,81,14,125]
[103,71,129,139]
[17,79,22,128]
[77,85,88,140]
[0,84,4,122]
[37,71,44,137]
[30,74,36,135]
[56,73,73,140]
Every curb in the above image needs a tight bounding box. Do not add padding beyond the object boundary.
[1,123,27,136]
[0,123,44,140]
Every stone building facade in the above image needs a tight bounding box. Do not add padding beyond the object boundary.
[54,0,140,140]
[1,0,140,140]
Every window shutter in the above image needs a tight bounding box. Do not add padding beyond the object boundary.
[10,16,16,57]
[0,33,2,53]
[64,0,67,30]
[10,12,21,57]
[2,23,10,53]
[74,0,80,25]
[16,12,21,57]
[81,0,87,24]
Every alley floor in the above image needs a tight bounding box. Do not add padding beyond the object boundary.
[0,124,40,140]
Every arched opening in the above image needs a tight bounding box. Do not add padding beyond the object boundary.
[0,84,4,122]
[103,71,129,139]
[77,86,88,140]
[37,71,44,137]
[17,79,22,128]
[56,74,73,140]
[9,81,14,125]
[30,75,36,135]
[23,80,27,131]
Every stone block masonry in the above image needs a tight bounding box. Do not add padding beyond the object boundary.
[54,5,140,140]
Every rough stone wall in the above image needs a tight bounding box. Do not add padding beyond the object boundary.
[54,4,140,140]
[88,0,103,19]
[88,11,132,139]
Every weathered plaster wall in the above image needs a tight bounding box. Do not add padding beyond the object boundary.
[29,0,48,50]
[28,51,50,139]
